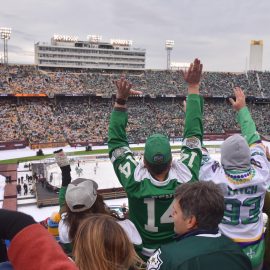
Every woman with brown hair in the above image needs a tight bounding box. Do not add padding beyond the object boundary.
[73,214,145,270]
[54,150,142,249]
[0,209,145,270]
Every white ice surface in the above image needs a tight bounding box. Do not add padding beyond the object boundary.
[0,141,226,161]
[1,140,270,221]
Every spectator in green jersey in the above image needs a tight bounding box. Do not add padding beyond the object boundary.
[108,59,204,259]
[147,181,252,270]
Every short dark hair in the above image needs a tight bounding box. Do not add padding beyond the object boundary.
[144,158,172,175]
[175,181,224,230]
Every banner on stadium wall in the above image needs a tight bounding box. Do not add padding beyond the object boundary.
[63,94,89,97]
[14,93,48,97]
[30,141,68,149]
[55,94,90,97]
[0,94,13,97]
[0,140,28,151]
[69,141,105,147]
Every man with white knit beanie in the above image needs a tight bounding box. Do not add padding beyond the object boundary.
[221,134,251,171]
[199,87,270,270]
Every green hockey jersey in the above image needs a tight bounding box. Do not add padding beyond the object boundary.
[199,106,270,268]
[108,94,203,257]
[147,231,252,270]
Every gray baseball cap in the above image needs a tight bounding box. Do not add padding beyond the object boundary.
[221,134,251,170]
[65,178,98,212]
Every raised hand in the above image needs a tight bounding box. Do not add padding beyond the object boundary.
[114,77,142,100]
[184,58,203,84]
[229,87,246,111]
[183,58,203,94]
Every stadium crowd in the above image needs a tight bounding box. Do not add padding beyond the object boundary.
[1,97,270,144]
[1,64,270,97]
[0,100,24,142]
[0,64,270,144]
[1,59,270,270]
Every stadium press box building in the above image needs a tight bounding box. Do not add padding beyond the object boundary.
[35,34,146,71]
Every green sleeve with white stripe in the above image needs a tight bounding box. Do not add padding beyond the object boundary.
[180,94,204,181]
[184,94,204,141]
[108,109,129,153]
[236,106,260,145]
[108,110,139,193]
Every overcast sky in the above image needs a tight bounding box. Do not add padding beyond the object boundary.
[1,0,270,71]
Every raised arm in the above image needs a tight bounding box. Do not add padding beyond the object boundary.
[108,78,142,191]
[108,77,141,153]
[180,58,204,180]
[229,87,260,145]
[183,58,204,141]
[54,149,71,209]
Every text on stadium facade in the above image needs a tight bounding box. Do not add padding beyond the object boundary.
[110,39,133,46]
[53,34,78,42]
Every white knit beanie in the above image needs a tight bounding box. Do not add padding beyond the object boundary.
[221,134,251,170]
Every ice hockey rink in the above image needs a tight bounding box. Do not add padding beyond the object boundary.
[45,156,124,190]
[1,140,270,221]
[44,150,223,190]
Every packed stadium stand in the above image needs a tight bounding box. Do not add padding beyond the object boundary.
[0,64,270,149]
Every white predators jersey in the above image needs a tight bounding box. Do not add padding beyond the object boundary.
[199,143,270,243]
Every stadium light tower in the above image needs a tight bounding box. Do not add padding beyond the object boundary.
[165,40,174,70]
[0,27,12,65]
